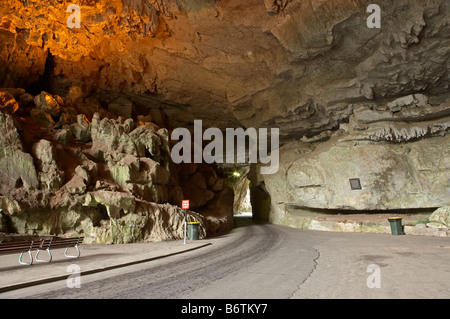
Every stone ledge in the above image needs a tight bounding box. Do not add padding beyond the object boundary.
[280,213,449,237]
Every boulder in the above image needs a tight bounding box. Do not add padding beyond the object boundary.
[32,139,65,192]
[70,114,91,142]
[91,114,135,156]
[129,125,162,158]
[108,154,139,188]
[65,174,87,195]
[75,165,91,184]
[0,112,39,191]
[66,86,83,104]
[0,91,19,114]
[18,93,35,107]
[30,108,55,127]
[55,128,73,145]
[32,139,57,170]
[0,196,22,215]
[428,206,450,228]
[33,91,63,117]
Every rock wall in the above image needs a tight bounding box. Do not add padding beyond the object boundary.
[0,0,448,136]
[0,88,233,243]
[262,98,450,226]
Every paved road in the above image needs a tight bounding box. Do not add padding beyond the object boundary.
[3,220,449,299]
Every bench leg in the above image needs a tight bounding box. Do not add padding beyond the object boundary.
[19,250,33,265]
[64,245,80,258]
[35,248,52,262]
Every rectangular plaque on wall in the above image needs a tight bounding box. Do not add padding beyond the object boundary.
[349,178,362,190]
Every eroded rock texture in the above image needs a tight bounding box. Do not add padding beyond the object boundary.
[263,100,450,225]
[1,0,447,132]
[0,89,232,243]
[0,0,449,236]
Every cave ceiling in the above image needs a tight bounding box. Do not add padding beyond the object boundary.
[0,0,449,141]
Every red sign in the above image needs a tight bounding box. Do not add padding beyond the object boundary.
[182,200,189,209]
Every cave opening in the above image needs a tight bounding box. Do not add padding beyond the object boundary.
[225,165,253,225]
[233,176,252,218]
[227,163,273,224]
[231,172,255,229]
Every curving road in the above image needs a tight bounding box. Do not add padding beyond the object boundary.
[4,218,450,299]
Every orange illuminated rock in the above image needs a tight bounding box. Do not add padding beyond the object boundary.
[34,92,63,117]
[0,91,19,114]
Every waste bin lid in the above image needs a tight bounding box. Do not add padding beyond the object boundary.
[187,222,199,224]
[388,217,402,220]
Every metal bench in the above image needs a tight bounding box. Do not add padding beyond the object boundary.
[35,236,84,263]
[0,240,41,265]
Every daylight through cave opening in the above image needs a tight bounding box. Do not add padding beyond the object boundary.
[233,175,252,218]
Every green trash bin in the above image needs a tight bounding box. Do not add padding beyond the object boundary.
[188,222,200,240]
[388,217,404,235]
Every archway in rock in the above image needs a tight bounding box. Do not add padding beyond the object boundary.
[233,175,252,218]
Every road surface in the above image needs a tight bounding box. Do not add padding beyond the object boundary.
[3,219,449,299]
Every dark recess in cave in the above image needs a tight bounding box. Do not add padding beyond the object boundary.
[26,51,56,95]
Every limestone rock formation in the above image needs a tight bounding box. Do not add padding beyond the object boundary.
[34,92,63,117]
[0,112,39,191]
[32,139,65,192]
[0,88,232,242]
[0,0,449,237]
[428,206,450,228]
[261,99,450,226]
[0,91,19,114]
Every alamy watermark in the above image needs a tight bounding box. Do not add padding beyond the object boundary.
[65,3,380,30]
[367,4,381,29]
[366,264,381,289]
[66,264,81,289]
[171,120,279,175]
[66,4,81,29]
